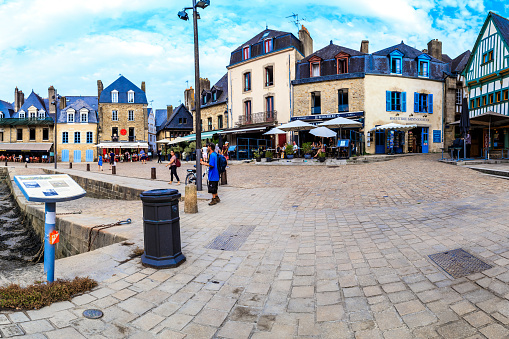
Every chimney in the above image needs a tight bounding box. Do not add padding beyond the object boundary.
[360,40,369,54]
[141,81,146,93]
[97,80,103,99]
[14,87,19,111]
[60,96,66,110]
[427,39,442,61]
[18,91,24,109]
[48,86,56,114]
[200,78,210,91]
[299,25,313,57]
[422,49,428,53]
[185,86,195,111]
[167,105,173,121]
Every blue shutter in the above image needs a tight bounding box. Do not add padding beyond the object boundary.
[73,150,82,163]
[61,149,69,162]
[386,91,391,111]
[428,94,433,114]
[86,150,93,162]
[414,93,419,112]
[401,92,406,112]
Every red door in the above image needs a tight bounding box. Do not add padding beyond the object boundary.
[278,134,286,147]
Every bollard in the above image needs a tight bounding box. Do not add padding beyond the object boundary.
[151,167,156,180]
[184,185,198,214]
[69,162,72,169]
[112,165,116,175]
[140,189,185,268]
[25,163,27,168]
[87,163,90,171]
[220,170,227,185]
[5,161,7,167]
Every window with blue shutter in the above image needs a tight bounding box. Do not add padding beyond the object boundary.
[386,91,391,111]
[428,94,433,113]
[414,92,419,112]
[417,54,431,77]
[389,50,404,74]
[401,92,406,112]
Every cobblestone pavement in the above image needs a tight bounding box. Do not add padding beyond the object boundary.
[4,155,509,338]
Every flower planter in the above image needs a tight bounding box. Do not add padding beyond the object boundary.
[319,157,326,162]
[286,154,294,159]
[256,157,261,162]
[266,157,273,162]
[304,154,311,159]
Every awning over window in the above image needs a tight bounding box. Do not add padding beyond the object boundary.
[370,123,417,131]
[181,130,223,141]
[95,142,149,148]
[0,143,53,152]
[219,126,269,135]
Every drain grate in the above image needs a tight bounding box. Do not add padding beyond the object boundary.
[205,225,256,251]
[428,248,492,278]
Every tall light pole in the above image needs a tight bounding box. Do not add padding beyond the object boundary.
[178,0,209,191]
[52,90,58,169]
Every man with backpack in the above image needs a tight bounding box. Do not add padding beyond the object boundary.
[201,142,226,205]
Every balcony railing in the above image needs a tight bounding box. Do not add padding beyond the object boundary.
[311,107,321,114]
[128,136,135,142]
[237,111,277,127]
[111,135,119,142]
[338,104,349,112]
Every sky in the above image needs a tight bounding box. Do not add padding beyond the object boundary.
[0,0,507,110]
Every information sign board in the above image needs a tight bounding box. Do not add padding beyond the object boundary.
[14,174,86,203]
[433,130,441,143]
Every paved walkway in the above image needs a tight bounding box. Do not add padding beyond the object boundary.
[3,155,509,338]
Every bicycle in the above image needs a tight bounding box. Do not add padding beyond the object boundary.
[185,165,208,185]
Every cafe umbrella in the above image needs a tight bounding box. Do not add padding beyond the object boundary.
[263,127,286,150]
[459,97,470,159]
[310,126,336,153]
[317,116,362,139]
[279,120,316,154]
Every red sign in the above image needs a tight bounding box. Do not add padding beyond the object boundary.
[49,230,60,245]
[120,129,127,136]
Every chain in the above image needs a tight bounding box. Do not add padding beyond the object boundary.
[87,219,132,252]
[57,210,82,215]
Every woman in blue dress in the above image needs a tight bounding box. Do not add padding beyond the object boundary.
[98,154,103,171]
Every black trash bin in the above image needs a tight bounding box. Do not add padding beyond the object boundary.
[140,189,186,268]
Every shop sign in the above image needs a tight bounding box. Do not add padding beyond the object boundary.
[120,129,127,135]
[49,230,60,245]
[390,117,430,122]
[433,130,441,143]
[291,112,364,121]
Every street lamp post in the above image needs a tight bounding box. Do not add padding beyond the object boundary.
[52,91,58,169]
[179,0,209,191]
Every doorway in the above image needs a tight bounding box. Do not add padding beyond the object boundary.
[421,127,429,153]
[375,130,385,154]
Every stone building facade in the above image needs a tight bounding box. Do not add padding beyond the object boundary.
[198,73,228,132]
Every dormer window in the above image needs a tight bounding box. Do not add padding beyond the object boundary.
[111,90,118,103]
[38,110,45,119]
[212,91,217,102]
[29,112,36,119]
[81,109,88,123]
[128,90,135,103]
[243,46,250,60]
[389,50,404,74]
[264,39,273,53]
[417,54,431,78]
[335,52,350,74]
[309,56,322,78]
[0,112,3,119]
[203,94,207,105]
[67,112,74,123]
[19,111,25,119]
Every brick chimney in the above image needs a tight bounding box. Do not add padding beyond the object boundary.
[14,87,19,111]
[141,81,146,93]
[167,105,173,121]
[60,96,66,110]
[185,87,195,111]
[299,25,313,57]
[18,90,24,111]
[97,80,103,99]
[48,86,56,114]
[360,40,369,54]
[422,49,428,53]
[427,39,442,61]
[200,78,210,91]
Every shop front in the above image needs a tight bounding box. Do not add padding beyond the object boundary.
[0,143,53,162]
[219,126,272,160]
[370,124,417,154]
[95,142,149,162]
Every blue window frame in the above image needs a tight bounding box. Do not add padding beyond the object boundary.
[413,93,433,113]
[74,131,80,144]
[389,50,404,74]
[86,131,93,144]
[386,91,406,112]
[62,132,68,144]
[482,49,494,64]
[417,54,431,77]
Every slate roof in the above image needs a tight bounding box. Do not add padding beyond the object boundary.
[58,98,98,123]
[233,29,290,53]
[155,109,168,130]
[66,96,98,112]
[373,42,446,63]
[301,42,365,62]
[451,50,471,73]
[99,76,148,104]
[157,104,193,132]
[491,12,509,47]
[0,100,14,118]
[201,73,228,109]
[441,54,452,63]
[19,91,47,112]
[147,107,152,118]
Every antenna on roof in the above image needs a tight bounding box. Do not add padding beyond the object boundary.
[149,100,154,108]
[286,13,306,30]
[266,23,268,30]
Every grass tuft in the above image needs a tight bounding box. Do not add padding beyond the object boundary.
[0,277,97,310]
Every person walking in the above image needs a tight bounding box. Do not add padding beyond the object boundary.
[157,149,162,163]
[465,131,472,158]
[201,142,220,205]
[140,149,147,164]
[165,150,180,185]
[109,150,115,170]
[98,154,103,171]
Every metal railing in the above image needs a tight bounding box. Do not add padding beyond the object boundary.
[338,104,349,112]
[237,110,277,126]
[311,107,321,114]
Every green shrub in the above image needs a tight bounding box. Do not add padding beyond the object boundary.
[266,151,273,158]
[285,143,294,155]
[302,142,312,154]
[253,151,260,158]
[319,151,326,158]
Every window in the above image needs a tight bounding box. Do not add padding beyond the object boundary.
[266,96,274,112]
[265,66,274,86]
[390,51,404,74]
[86,131,93,144]
[38,111,45,119]
[129,127,135,141]
[489,93,494,104]
[504,90,509,101]
[183,118,187,124]
[386,91,407,112]
[212,91,217,102]
[496,92,501,102]
[482,50,494,64]
[29,128,35,141]
[264,39,273,53]
[482,96,487,106]
[128,91,134,103]
[244,100,252,122]
[128,110,134,121]
[178,118,183,124]
[418,60,429,77]
[208,117,212,131]
[476,97,481,107]
[218,115,223,129]
[337,58,348,74]
[112,110,118,121]
[67,113,74,123]
[42,128,49,141]
[311,92,321,114]
[244,72,251,91]
[111,90,118,103]
[470,99,475,109]
[62,131,68,144]
[311,62,320,77]
[112,127,118,141]
[81,112,88,123]
[19,111,25,119]
[338,89,349,112]
[74,132,80,144]
[203,94,207,104]
[456,89,462,105]
[0,112,3,119]
[17,129,23,141]
[243,46,250,60]
[29,112,36,119]
[413,93,433,113]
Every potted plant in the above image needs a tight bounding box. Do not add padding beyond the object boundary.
[303,142,312,159]
[285,143,294,159]
[265,151,273,162]
[184,147,192,161]
[318,152,326,162]
[253,151,261,162]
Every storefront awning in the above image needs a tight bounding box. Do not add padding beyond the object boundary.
[96,142,149,148]
[219,126,269,135]
[0,143,53,152]
[181,130,223,141]
[370,123,417,131]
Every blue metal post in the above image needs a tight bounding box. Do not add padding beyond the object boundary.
[44,202,56,283]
